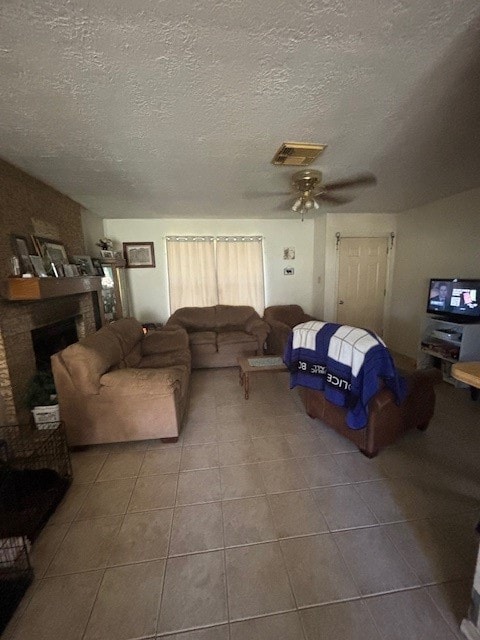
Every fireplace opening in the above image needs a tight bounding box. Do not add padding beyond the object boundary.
[31,317,79,372]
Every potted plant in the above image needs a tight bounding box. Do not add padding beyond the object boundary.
[23,371,59,428]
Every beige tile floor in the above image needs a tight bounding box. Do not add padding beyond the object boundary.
[4,368,480,640]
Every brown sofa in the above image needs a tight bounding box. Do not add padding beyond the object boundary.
[51,318,191,446]
[264,304,317,355]
[165,305,270,368]
[299,368,442,457]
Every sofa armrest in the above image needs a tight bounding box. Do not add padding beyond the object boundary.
[245,317,270,352]
[142,327,189,355]
[164,317,187,331]
[245,316,270,336]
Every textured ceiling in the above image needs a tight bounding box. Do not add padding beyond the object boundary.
[1,0,480,219]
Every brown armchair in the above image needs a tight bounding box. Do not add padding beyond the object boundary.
[300,368,442,457]
[264,304,318,355]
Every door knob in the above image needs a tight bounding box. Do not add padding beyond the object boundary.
[338,300,344,305]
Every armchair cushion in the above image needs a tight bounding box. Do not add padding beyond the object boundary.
[264,304,318,355]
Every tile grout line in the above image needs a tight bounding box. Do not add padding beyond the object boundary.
[79,458,137,640]
[153,444,182,636]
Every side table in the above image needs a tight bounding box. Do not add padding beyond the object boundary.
[237,356,287,400]
[451,362,480,400]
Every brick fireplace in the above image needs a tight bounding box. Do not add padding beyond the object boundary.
[0,293,98,425]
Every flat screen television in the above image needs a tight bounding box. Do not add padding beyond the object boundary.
[427,279,480,322]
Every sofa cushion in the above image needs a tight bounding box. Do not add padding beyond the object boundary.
[60,327,124,395]
[100,367,183,395]
[138,350,191,369]
[217,331,257,345]
[189,331,216,346]
[142,327,190,355]
[109,318,144,355]
[168,306,217,331]
[123,342,143,367]
[214,305,256,330]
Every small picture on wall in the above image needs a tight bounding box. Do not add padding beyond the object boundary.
[283,247,295,260]
[284,267,294,276]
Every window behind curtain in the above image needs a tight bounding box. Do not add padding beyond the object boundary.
[166,235,265,314]
[166,237,217,313]
[216,236,265,314]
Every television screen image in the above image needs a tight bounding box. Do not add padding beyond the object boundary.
[427,279,480,320]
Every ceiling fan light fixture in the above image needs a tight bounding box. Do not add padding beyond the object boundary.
[291,197,303,212]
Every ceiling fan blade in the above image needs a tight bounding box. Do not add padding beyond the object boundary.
[316,193,352,205]
[322,173,377,191]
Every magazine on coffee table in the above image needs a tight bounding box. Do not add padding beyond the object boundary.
[247,357,284,367]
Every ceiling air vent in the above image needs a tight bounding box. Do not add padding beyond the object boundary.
[271,142,327,166]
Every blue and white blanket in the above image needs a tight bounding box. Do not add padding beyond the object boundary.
[283,321,406,429]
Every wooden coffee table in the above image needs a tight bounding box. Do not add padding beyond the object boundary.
[452,361,480,400]
[237,356,288,399]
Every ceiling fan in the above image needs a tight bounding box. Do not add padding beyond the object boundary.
[252,169,377,220]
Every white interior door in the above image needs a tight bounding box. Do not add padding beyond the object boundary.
[336,236,389,335]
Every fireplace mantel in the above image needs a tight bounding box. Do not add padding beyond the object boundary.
[0,276,102,301]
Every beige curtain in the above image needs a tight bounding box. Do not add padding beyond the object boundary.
[216,236,265,314]
[166,237,217,313]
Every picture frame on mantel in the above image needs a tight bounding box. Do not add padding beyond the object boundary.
[123,242,156,268]
[11,234,34,274]
[29,255,48,277]
[31,235,68,265]
[72,255,96,276]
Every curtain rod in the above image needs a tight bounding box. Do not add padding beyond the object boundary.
[166,235,263,242]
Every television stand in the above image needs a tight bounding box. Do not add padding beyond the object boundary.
[418,317,480,385]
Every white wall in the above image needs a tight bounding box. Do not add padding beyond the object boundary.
[104,218,315,322]
[81,208,105,256]
[389,188,480,358]
[312,213,327,318]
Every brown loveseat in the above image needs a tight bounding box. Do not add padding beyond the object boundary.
[299,368,442,457]
[51,318,190,446]
[166,305,270,368]
[264,304,317,355]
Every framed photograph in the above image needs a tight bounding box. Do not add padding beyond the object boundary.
[72,255,96,276]
[91,258,105,276]
[29,255,48,277]
[123,242,155,268]
[32,235,57,256]
[100,250,114,258]
[11,234,34,273]
[44,241,69,266]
